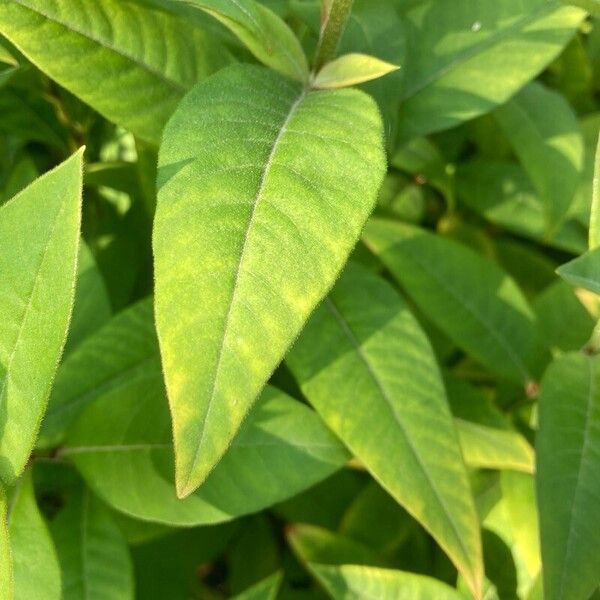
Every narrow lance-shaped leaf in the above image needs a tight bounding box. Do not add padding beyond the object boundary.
[184,0,309,82]
[313,53,400,89]
[363,219,542,383]
[589,131,600,248]
[396,0,585,138]
[556,245,600,295]
[0,0,228,143]
[536,352,600,600]
[63,375,348,526]
[154,64,386,497]
[50,487,134,600]
[6,472,61,600]
[495,81,584,232]
[0,149,83,484]
[308,564,465,600]
[286,263,483,598]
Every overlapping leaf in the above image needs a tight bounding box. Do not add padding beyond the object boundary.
[363,219,542,383]
[0,0,228,143]
[0,150,83,484]
[154,64,385,497]
[287,263,483,597]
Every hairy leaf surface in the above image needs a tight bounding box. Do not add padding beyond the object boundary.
[0,150,83,484]
[0,0,228,143]
[287,263,483,597]
[154,64,386,497]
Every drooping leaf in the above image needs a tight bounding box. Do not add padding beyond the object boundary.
[495,81,584,231]
[39,298,158,449]
[536,352,600,600]
[313,53,399,89]
[0,0,228,143]
[231,572,283,600]
[286,263,483,597]
[6,472,61,600]
[154,63,385,497]
[63,378,348,526]
[363,219,542,383]
[50,487,134,600]
[556,245,600,294]
[184,0,308,82]
[396,0,585,138]
[308,564,465,600]
[0,486,10,597]
[0,149,83,484]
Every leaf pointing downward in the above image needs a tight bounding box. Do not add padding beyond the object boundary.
[153,64,386,497]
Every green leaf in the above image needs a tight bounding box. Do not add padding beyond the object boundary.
[445,375,534,473]
[536,352,600,600]
[186,0,308,82]
[589,133,600,248]
[363,219,541,383]
[456,160,587,254]
[308,564,465,600]
[154,63,385,497]
[313,53,399,89]
[232,572,283,600]
[6,472,61,600]
[39,299,159,449]
[557,245,600,294]
[51,487,134,600]
[0,150,83,484]
[397,0,585,138]
[314,0,354,69]
[287,523,388,568]
[64,241,112,355]
[286,263,483,598]
[0,486,10,597]
[0,0,228,143]
[495,82,584,231]
[562,0,600,14]
[63,377,348,526]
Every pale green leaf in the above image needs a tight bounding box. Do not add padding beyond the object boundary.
[313,53,399,89]
[6,472,61,600]
[39,299,158,449]
[0,0,228,143]
[154,64,385,497]
[232,572,283,600]
[397,0,585,138]
[51,488,134,600]
[537,352,600,600]
[495,82,584,231]
[0,150,83,484]
[556,245,600,294]
[363,219,541,383]
[63,378,348,526]
[286,263,483,598]
[308,564,464,600]
[590,133,600,248]
[0,487,10,598]
[185,0,308,82]
[445,375,534,473]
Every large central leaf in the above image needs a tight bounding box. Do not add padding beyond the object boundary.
[153,64,386,497]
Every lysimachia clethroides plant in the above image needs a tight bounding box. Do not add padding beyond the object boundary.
[0,0,600,598]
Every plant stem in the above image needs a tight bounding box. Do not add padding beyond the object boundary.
[313,0,354,71]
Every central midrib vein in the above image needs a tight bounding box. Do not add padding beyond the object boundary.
[184,86,308,488]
